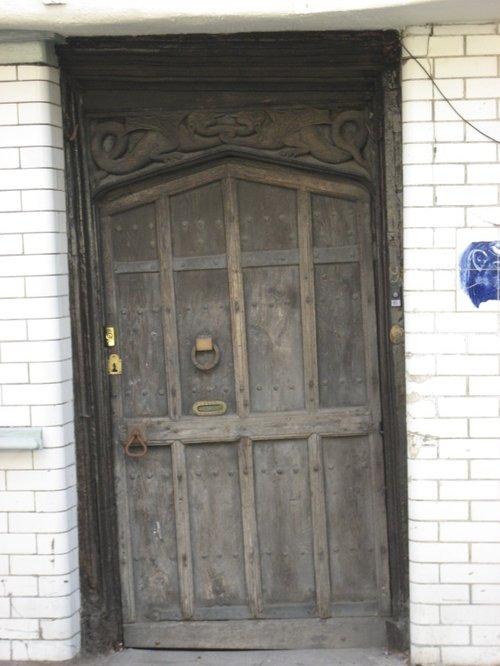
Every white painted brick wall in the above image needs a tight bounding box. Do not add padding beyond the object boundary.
[0,56,80,662]
[403,23,500,666]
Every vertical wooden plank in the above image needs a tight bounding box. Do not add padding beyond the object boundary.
[298,190,319,412]
[222,173,250,417]
[356,199,391,613]
[307,433,332,619]
[157,196,182,420]
[368,431,392,615]
[101,213,137,622]
[114,434,136,624]
[102,212,123,424]
[238,437,263,618]
[172,440,194,619]
[357,200,380,411]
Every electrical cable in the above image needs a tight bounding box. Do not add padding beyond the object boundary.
[402,44,500,144]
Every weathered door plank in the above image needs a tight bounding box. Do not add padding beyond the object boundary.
[157,195,182,420]
[223,174,251,417]
[171,440,194,619]
[124,616,387,649]
[298,190,319,412]
[307,433,331,618]
[238,437,263,618]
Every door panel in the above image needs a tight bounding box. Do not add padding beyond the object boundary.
[185,443,247,616]
[254,439,315,611]
[244,266,305,413]
[315,263,366,407]
[117,272,168,417]
[323,436,378,602]
[170,182,226,258]
[101,161,390,648]
[125,447,181,622]
[111,202,158,263]
[175,270,235,415]
[238,181,298,252]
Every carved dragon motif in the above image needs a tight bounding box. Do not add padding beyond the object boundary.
[90,108,370,178]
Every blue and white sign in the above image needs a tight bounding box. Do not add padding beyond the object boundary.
[460,241,500,308]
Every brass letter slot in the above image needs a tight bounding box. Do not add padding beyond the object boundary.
[192,400,227,416]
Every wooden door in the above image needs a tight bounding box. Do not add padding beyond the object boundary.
[100,160,390,649]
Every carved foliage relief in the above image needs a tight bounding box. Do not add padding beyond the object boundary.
[90,108,371,182]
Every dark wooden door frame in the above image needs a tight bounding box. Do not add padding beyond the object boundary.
[57,31,407,655]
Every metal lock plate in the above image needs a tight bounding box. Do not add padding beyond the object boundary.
[108,353,122,375]
[195,335,213,352]
[104,326,116,347]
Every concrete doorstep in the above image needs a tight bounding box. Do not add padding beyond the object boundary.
[4,648,408,666]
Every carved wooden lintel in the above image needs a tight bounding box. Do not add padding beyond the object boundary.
[90,108,371,183]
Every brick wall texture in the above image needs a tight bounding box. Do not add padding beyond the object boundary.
[0,62,80,661]
[403,23,500,666]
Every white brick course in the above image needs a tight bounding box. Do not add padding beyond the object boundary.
[40,614,80,641]
[412,604,439,624]
[434,56,498,78]
[0,148,20,168]
[410,583,470,604]
[442,647,500,665]
[411,624,470,645]
[467,78,500,98]
[433,25,497,35]
[0,58,79,661]
[410,563,440,584]
[472,585,500,602]
[409,542,469,562]
[409,501,469,521]
[403,22,500,666]
[11,638,78,662]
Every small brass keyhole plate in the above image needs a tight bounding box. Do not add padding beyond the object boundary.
[108,353,122,375]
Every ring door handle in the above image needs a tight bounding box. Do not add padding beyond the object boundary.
[191,334,221,372]
[124,429,148,458]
